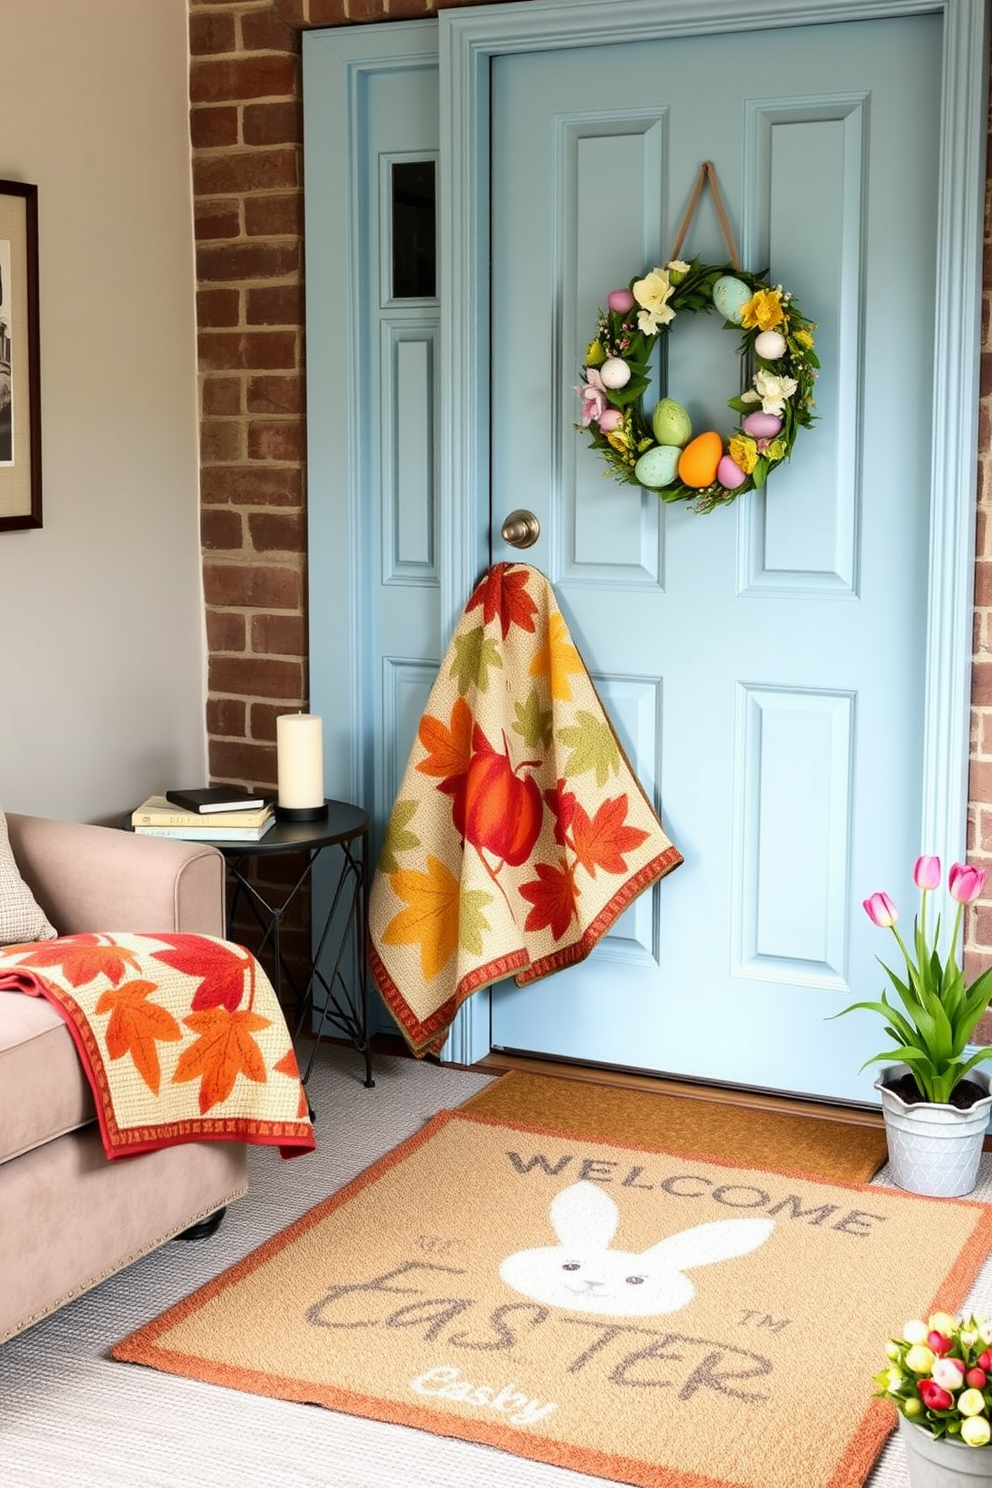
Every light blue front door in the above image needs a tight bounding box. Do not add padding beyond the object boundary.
[304,1,988,1100]
[483,14,944,1100]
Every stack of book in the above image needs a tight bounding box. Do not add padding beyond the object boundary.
[131,789,276,842]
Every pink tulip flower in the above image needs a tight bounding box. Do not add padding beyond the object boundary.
[966,1367,987,1389]
[863,892,898,928]
[931,1356,965,1390]
[918,1379,954,1411]
[949,863,987,905]
[597,408,623,433]
[913,855,941,891]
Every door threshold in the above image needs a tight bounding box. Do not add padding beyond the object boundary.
[473,1049,886,1130]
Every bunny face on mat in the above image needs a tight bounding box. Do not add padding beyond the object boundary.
[498,1180,774,1318]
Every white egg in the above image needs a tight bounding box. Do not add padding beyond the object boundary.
[599,357,631,389]
[754,329,787,360]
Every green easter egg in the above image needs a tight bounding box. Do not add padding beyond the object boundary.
[651,398,692,447]
[712,275,752,325]
[634,444,680,489]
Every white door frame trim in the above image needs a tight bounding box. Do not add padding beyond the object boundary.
[437,0,991,1064]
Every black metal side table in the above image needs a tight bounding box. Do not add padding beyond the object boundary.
[123,800,373,1094]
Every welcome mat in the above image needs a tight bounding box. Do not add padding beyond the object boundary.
[461,1070,890,1184]
[113,1104,992,1488]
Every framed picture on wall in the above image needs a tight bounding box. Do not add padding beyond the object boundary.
[0,181,41,532]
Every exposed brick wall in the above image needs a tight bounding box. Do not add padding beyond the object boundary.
[189,0,307,978]
[188,1,992,1022]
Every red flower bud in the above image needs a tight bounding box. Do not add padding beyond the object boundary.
[927,1332,952,1356]
[980,1351,992,1371]
[919,1379,954,1411]
[966,1368,988,1389]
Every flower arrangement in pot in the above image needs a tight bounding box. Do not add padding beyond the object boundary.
[876,1312,992,1484]
[835,856,992,1196]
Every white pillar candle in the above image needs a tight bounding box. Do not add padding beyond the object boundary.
[276,713,324,809]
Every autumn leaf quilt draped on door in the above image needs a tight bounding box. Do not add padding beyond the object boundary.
[369,563,682,1055]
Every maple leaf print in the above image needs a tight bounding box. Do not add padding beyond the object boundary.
[543,779,578,847]
[571,796,650,877]
[273,1047,302,1080]
[378,799,421,874]
[274,1046,310,1118]
[416,697,474,788]
[519,860,578,940]
[94,979,182,1094]
[557,711,621,786]
[458,887,494,958]
[151,936,253,1012]
[528,610,584,701]
[513,687,553,750]
[381,854,461,980]
[465,563,538,639]
[450,625,503,696]
[173,1006,271,1114]
[13,933,143,988]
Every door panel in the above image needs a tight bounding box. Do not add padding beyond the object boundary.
[487,17,939,1100]
[303,23,442,1035]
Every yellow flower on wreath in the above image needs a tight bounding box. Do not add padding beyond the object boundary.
[606,415,634,457]
[794,326,816,351]
[741,287,785,332]
[729,434,759,475]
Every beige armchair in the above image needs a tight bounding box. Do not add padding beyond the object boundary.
[0,814,248,1344]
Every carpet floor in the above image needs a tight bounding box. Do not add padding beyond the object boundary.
[2,1043,991,1488]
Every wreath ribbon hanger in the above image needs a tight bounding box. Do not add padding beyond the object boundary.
[574,161,819,514]
[670,160,741,270]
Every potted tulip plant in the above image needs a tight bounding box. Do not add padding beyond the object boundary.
[875,1312,992,1486]
[836,856,992,1196]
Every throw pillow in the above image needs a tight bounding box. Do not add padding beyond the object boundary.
[0,806,57,946]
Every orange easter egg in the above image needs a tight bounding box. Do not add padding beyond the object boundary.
[677,431,724,488]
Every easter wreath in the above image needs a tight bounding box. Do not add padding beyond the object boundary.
[575,256,819,515]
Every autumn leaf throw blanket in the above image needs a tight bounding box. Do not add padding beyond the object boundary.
[0,932,315,1158]
[369,563,683,1056]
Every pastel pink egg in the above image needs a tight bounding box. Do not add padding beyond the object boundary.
[607,288,635,313]
[717,454,748,490]
[742,411,783,439]
[598,408,623,432]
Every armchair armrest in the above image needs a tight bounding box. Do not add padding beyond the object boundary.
[5,814,226,938]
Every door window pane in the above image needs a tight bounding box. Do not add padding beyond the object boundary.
[392,161,436,299]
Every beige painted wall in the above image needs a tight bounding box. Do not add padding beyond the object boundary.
[0,0,205,823]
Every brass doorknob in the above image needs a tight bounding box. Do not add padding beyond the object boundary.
[500,509,540,549]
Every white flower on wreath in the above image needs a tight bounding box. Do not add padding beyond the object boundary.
[632,268,676,334]
[741,367,799,417]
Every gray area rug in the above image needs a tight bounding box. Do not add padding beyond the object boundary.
[3,1042,991,1487]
